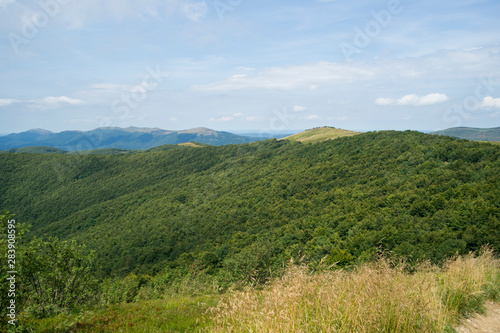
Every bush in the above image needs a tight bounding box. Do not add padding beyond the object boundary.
[101,273,151,304]
[20,237,100,318]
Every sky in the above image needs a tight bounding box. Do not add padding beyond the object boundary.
[0,0,499,134]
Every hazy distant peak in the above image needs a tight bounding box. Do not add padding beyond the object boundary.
[0,126,261,151]
[93,126,170,134]
[26,128,53,135]
[431,126,500,142]
[123,126,165,133]
[179,127,215,134]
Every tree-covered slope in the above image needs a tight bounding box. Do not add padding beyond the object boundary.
[432,127,500,142]
[0,146,67,154]
[0,131,499,278]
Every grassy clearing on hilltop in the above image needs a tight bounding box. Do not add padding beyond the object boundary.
[280,126,361,143]
[177,142,206,147]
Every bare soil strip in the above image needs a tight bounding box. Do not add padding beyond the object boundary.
[457,302,500,333]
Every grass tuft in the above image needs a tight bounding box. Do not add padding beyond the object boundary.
[208,248,500,332]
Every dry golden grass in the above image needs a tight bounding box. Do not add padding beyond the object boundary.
[439,248,500,317]
[208,249,500,333]
[177,142,204,147]
[280,127,361,143]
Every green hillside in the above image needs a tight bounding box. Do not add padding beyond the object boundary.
[281,126,361,143]
[0,146,67,154]
[68,148,140,155]
[1,131,499,279]
[432,127,500,142]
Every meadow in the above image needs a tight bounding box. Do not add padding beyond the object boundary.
[19,248,500,332]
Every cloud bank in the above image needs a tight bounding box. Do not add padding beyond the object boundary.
[478,96,500,109]
[0,96,85,109]
[375,93,449,106]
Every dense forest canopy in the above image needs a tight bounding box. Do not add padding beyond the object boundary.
[0,131,499,279]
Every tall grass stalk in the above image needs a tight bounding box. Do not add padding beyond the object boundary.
[439,247,500,317]
[209,249,500,332]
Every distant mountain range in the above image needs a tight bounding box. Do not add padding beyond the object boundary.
[0,127,265,151]
[2,126,498,153]
[431,127,500,142]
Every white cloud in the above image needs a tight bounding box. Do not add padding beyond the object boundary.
[0,96,84,109]
[401,93,449,106]
[192,47,500,94]
[41,96,85,105]
[219,116,234,122]
[398,93,449,106]
[233,112,244,117]
[293,105,308,112]
[236,67,255,71]
[193,62,375,91]
[374,98,395,106]
[478,96,500,109]
[181,1,207,21]
[375,93,449,106]
[246,116,257,121]
[0,99,20,106]
[396,94,423,106]
[306,114,321,120]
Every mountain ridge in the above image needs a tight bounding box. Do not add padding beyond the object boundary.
[431,126,500,142]
[0,127,263,151]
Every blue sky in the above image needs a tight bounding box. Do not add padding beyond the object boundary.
[0,0,499,134]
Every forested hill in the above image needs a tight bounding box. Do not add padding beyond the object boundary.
[432,127,500,142]
[0,131,499,279]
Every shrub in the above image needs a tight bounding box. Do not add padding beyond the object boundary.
[20,237,100,318]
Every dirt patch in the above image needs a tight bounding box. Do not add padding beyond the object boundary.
[456,302,500,333]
